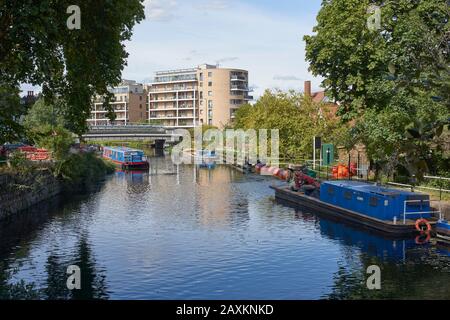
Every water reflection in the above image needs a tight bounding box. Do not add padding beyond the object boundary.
[0,156,449,299]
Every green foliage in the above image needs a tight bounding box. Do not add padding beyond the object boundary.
[33,125,75,161]
[56,153,115,188]
[23,98,68,130]
[8,151,27,169]
[233,90,346,160]
[0,83,25,144]
[0,0,145,137]
[304,0,450,178]
[304,0,449,118]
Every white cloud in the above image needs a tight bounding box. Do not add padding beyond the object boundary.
[216,57,239,64]
[144,0,178,21]
[195,0,231,11]
[273,75,303,81]
[125,1,323,97]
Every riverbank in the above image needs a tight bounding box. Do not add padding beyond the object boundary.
[0,152,115,221]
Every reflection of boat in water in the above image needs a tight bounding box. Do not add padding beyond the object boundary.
[194,150,218,169]
[271,180,439,236]
[102,146,149,170]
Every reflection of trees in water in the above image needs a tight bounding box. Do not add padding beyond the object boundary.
[0,262,40,299]
[0,188,109,299]
[326,251,450,300]
[44,236,109,300]
[0,236,109,300]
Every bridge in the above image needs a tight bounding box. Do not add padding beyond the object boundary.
[82,125,183,148]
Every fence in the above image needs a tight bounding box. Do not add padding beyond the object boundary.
[273,157,450,201]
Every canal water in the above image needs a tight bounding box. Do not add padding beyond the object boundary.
[0,156,449,299]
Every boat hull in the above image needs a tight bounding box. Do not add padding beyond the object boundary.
[436,221,450,241]
[104,158,149,170]
[271,185,437,236]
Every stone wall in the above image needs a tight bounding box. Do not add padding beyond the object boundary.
[0,169,62,221]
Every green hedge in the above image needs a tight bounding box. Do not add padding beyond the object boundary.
[56,152,115,189]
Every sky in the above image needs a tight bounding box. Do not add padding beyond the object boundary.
[23,0,324,98]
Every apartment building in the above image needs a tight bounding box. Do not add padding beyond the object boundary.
[88,80,147,126]
[148,64,252,128]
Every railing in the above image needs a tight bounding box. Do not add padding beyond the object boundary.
[231,85,249,91]
[402,199,441,225]
[231,76,247,81]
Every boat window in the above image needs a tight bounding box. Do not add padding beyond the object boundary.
[344,191,352,200]
[369,197,378,207]
[327,186,334,195]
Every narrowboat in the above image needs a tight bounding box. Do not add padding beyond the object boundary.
[102,146,149,170]
[195,150,218,168]
[436,220,450,242]
[271,180,439,235]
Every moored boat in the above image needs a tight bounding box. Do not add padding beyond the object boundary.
[195,150,218,168]
[102,146,149,170]
[436,220,450,242]
[271,180,440,235]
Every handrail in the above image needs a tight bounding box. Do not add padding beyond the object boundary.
[402,199,441,224]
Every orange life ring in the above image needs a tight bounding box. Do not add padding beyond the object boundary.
[415,218,432,234]
[415,233,431,245]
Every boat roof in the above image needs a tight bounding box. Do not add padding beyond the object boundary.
[322,180,426,197]
[104,146,143,153]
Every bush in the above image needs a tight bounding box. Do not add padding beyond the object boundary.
[56,152,115,189]
[8,151,28,169]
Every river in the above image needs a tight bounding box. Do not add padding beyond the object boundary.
[0,156,449,299]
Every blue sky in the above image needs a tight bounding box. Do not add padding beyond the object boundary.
[124,0,324,98]
[23,0,324,98]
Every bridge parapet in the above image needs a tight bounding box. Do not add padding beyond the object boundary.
[88,125,167,135]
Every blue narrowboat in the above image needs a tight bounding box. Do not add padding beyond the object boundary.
[195,150,218,168]
[271,180,439,235]
[436,219,450,242]
[102,146,149,170]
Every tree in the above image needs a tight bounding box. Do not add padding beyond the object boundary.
[23,98,68,131]
[0,0,145,139]
[233,90,346,160]
[304,0,449,178]
[0,83,24,144]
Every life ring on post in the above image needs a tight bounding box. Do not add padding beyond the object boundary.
[415,218,432,234]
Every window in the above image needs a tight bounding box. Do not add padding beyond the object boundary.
[208,91,212,96]
[208,119,212,125]
[199,73,203,81]
[200,82,203,87]
[139,96,142,101]
[344,191,352,200]
[208,82,212,87]
[200,91,203,99]
[208,100,213,109]
[369,197,378,207]
[208,72,212,77]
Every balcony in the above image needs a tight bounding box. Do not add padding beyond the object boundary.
[149,86,197,93]
[231,85,250,91]
[231,75,247,81]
